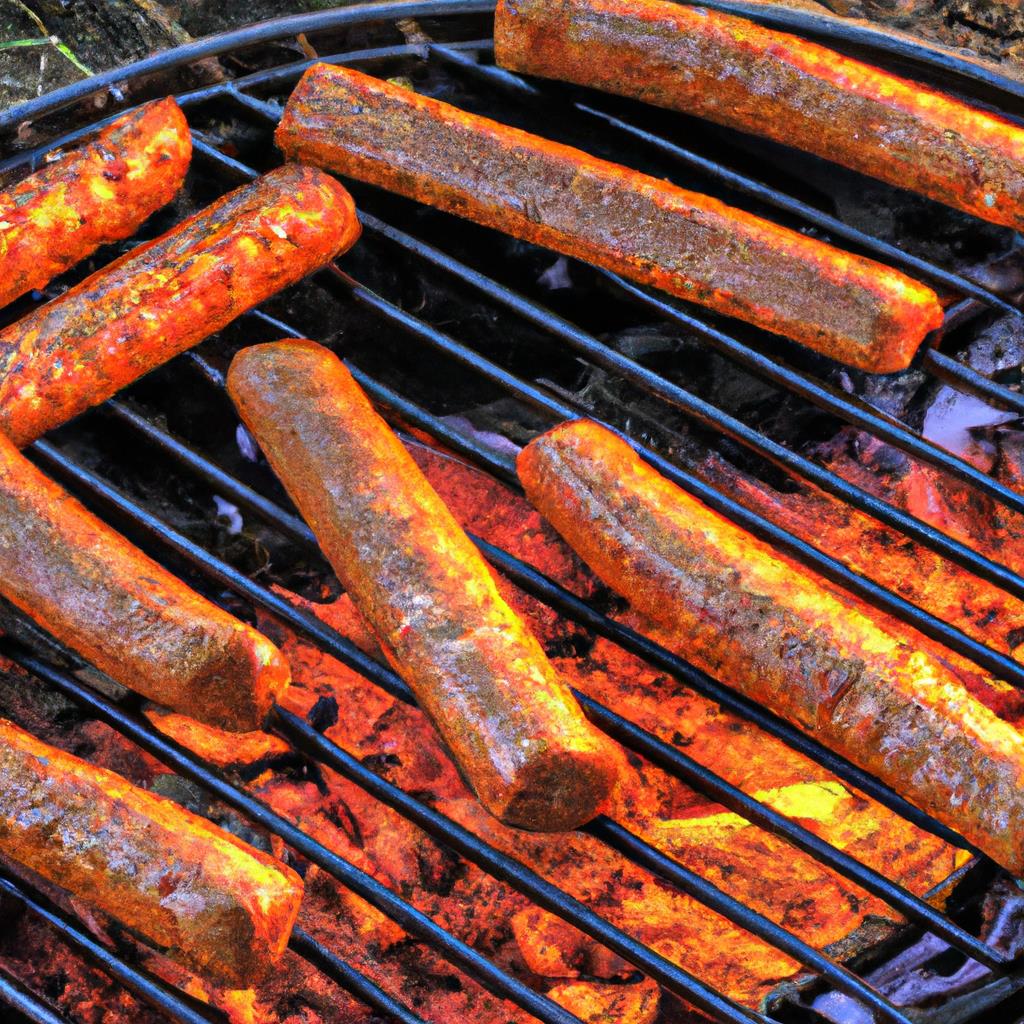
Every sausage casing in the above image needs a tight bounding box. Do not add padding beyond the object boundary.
[0,98,191,310]
[495,0,1024,232]
[227,339,626,832]
[275,62,943,373]
[0,718,303,986]
[0,163,360,447]
[518,420,1024,872]
[0,430,289,731]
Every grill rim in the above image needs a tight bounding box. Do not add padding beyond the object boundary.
[3,4,1024,1024]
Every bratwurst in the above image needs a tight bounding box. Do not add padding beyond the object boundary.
[276,62,943,373]
[0,718,303,986]
[0,163,359,447]
[227,339,626,831]
[518,419,1024,873]
[0,98,191,310]
[0,430,289,731]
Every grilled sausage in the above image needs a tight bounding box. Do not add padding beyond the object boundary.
[0,718,303,986]
[518,419,1024,873]
[0,98,191,311]
[227,339,626,831]
[0,430,288,731]
[0,163,359,448]
[495,0,1024,233]
[276,63,943,373]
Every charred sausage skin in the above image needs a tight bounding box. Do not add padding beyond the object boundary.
[0,163,360,447]
[518,419,1024,873]
[0,98,191,311]
[276,63,942,373]
[496,0,1024,233]
[227,340,626,832]
[0,429,289,731]
[0,718,303,986]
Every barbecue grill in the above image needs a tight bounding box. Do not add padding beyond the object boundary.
[2,2,1024,1022]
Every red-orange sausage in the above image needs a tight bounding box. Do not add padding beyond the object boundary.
[0,98,191,310]
[227,340,627,832]
[518,420,1024,874]
[0,163,359,447]
[0,429,289,731]
[495,0,1024,232]
[0,718,303,986]
[275,62,943,373]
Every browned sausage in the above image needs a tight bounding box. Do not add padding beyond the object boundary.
[518,419,1024,873]
[0,163,359,448]
[0,718,303,986]
[495,0,1024,231]
[227,339,627,832]
[275,62,943,373]
[0,98,191,310]
[0,429,289,731]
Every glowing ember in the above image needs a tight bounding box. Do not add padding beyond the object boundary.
[0,433,974,1024]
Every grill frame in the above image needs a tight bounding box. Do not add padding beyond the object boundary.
[3,3,1024,1022]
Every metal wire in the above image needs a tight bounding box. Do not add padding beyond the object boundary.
[183,123,1024,693]
[0,968,74,1024]
[0,0,496,133]
[0,434,941,1022]
[0,871,223,1024]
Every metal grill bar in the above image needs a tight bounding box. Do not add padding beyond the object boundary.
[298,246,1024,688]
[0,871,222,1024]
[2,5,1023,1021]
[0,967,74,1024]
[175,129,1024,688]
[41,426,912,1020]
[274,707,915,1024]
[288,928,429,1024]
[342,211,1024,602]
[0,756,434,1024]
[4,436,948,1021]
[0,0,496,133]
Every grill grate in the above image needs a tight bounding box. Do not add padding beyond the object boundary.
[3,3,1024,1022]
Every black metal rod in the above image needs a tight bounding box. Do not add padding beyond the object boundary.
[360,200,1024,541]
[925,349,1024,418]
[273,704,914,1024]
[0,0,497,133]
[103,395,964,845]
[598,271,1024,508]
[429,43,1021,319]
[288,928,428,1024]
[33,418,1005,972]
[0,41,489,178]
[0,969,73,1024]
[0,871,221,1024]
[220,58,1024,529]
[18,452,770,1024]
[585,816,922,1024]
